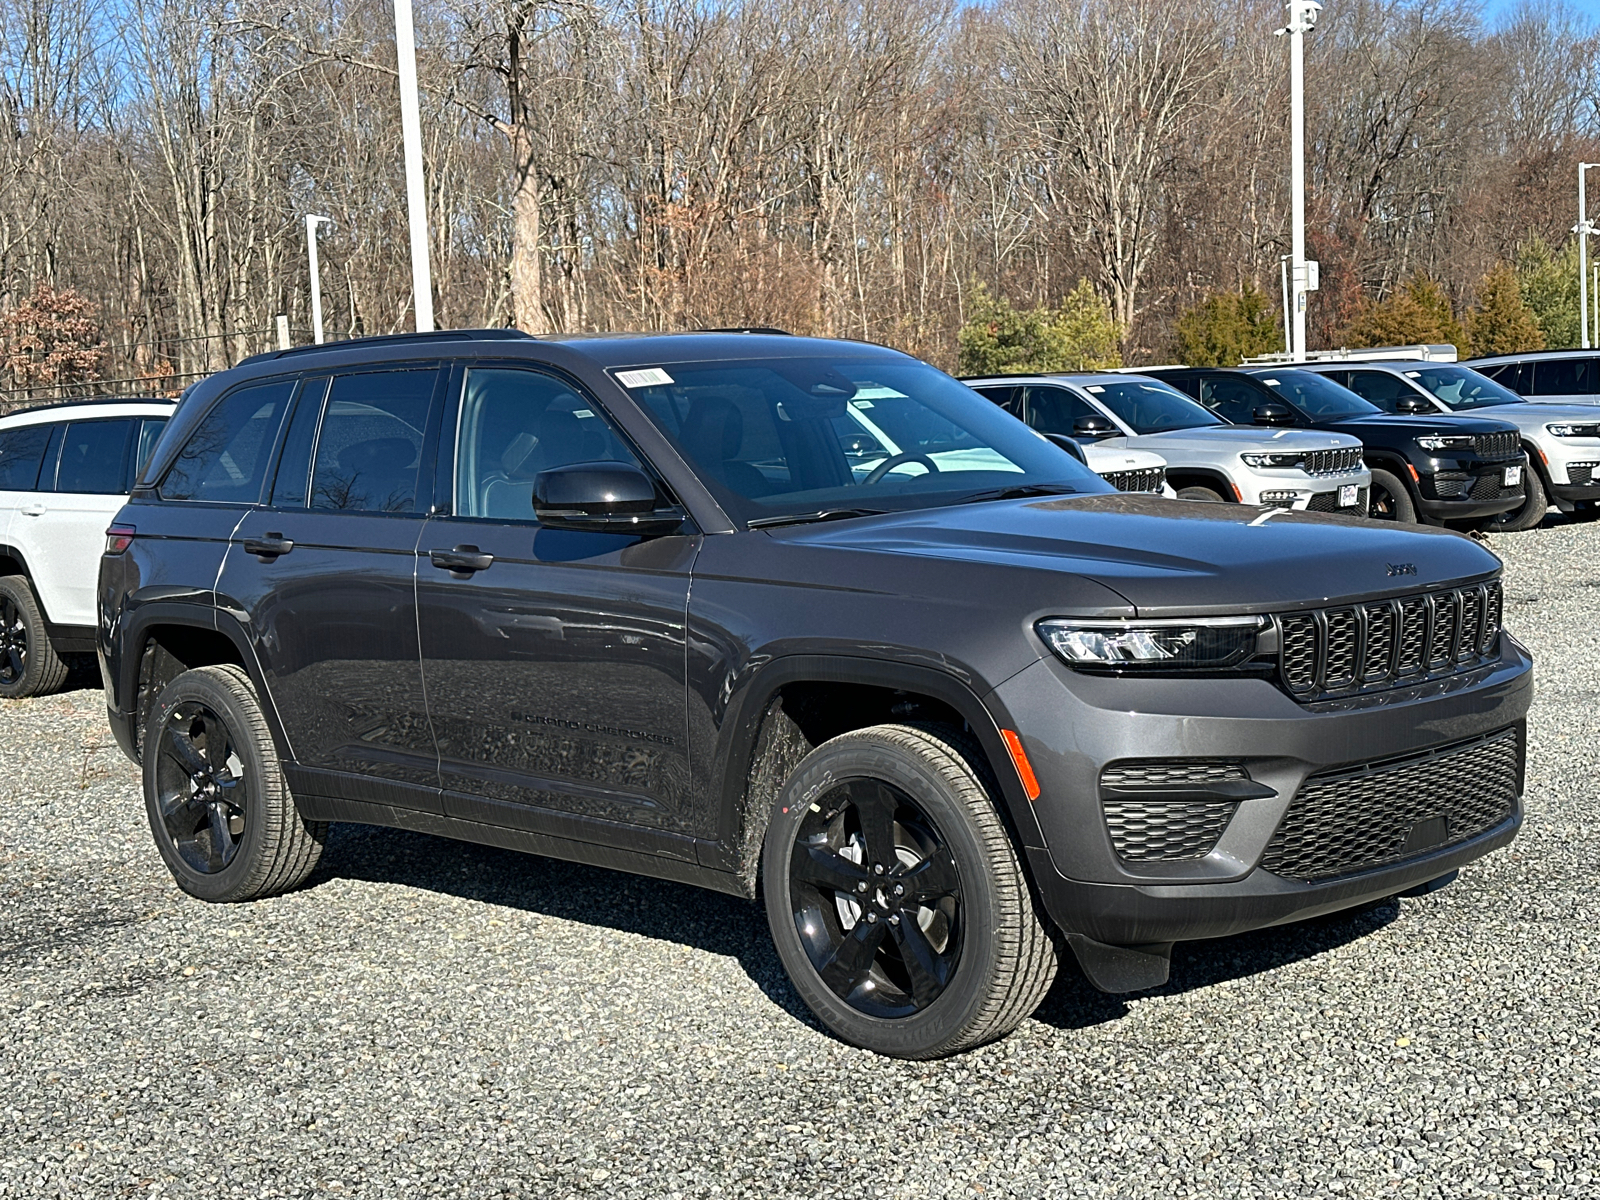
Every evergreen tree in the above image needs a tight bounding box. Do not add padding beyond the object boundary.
[1342,276,1465,351]
[1466,263,1545,357]
[957,281,1122,376]
[1174,284,1283,366]
[1515,237,1581,349]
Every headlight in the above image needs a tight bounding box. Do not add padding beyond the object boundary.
[1416,435,1475,451]
[1241,452,1306,469]
[1037,616,1266,669]
[1546,422,1600,438]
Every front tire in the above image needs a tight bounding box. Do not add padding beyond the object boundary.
[1176,485,1225,503]
[143,664,327,902]
[1476,465,1547,533]
[0,575,68,699]
[1366,469,1417,523]
[762,724,1057,1059]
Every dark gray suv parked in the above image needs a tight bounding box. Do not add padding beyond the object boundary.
[100,330,1531,1058]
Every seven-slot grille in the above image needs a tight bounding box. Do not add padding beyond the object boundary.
[1260,728,1521,881]
[1100,760,1246,861]
[1278,580,1502,700]
[1302,447,1364,475]
[1472,431,1518,460]
[1100,466,1165,494]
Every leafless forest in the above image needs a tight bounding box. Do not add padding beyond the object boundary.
[1,0,1596,395]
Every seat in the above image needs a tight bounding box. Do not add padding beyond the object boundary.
[680,396,774,497]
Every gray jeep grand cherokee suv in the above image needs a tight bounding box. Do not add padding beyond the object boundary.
[99,330,1530,1059]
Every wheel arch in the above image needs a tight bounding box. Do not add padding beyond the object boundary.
[0,542,33,581]
[711,655,1044,898]
[1362,451,1424,509]
[1163,468,1236,500]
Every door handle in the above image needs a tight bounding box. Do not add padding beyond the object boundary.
[430,546,494,577]
[21,502,46,517]
[242,534,295,561]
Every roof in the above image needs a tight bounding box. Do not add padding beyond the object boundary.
[1466,348,1596,364]
[0,396,177,425]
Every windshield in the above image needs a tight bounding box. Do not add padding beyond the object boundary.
[1403,365,1523,409]
[619,357,1108,523]
[1078,379,1222,434]
[1249,370,1379,419]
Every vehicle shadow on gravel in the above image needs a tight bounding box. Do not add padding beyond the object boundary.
[1033,898,1401,1030]
[314,821,1403,1039]
[310,822,822,1027]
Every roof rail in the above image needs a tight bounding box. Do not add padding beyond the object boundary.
[238,328,534,367]
[1241,343,1457,366]
[2,395,177,419]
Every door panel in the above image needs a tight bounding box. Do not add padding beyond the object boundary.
[30,419,136,626]
[416,365,698,837]
[215,367,442,805]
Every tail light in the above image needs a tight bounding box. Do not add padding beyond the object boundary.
[105,523,136,555]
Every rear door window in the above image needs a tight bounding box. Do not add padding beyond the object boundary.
[1022,386,1098,436]
[1198,376,1264,423]
[160,380,297,503]
[0,424,56,491]
[1531,359,1593,396]
[310,369,438,513]
[56,419,136,494]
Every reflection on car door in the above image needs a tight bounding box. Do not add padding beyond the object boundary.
[218,368,445,810]
[415,365,700,848]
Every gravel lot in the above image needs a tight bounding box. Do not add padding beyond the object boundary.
[3,520,1598,1200]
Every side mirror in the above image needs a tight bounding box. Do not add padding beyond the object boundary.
[1252,403,1296,426]
[1072,414,1117,438]
[1395,393,1432,414]
[533,461,686,536]
[1044,432,1088,463]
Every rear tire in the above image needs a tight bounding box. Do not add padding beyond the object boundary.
[1176,485,1225,503]
[1366,469,1417,523]
[143,664,327,902]
[1475,465,1547,533]
[0,575,69,700]
[762,723,1057,1059]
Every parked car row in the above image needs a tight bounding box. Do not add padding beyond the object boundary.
[0,329,1534,1062]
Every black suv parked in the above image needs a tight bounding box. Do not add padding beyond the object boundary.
[101,331,1531,1058]
[1147,367,1525,525]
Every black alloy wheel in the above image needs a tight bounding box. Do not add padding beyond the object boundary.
[1366,468,1416,523]
[788,778,964,1017]
[153,700,250,875]
[0,592,26,688]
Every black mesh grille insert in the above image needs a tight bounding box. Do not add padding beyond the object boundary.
[1260,729,1521,881]
[1306,487,1368,512]
[1277,581,1501,701]
[1101,761,1248,788]
[1470,472,1506,501]
[1103,799,1238,861]
[1570,464,1595,486]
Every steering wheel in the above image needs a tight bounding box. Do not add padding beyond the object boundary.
[863,452,940,485]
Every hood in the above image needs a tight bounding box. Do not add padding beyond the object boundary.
[768,492,1499,617]
[1480,403,1600,434]
[1321,413,1519,436]
[1122,425,1358,451]
[1083,444,1166,471]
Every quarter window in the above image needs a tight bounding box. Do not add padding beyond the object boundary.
[0,424,55,491]
[1531,359,1593,397]
[454,368,643,521]
[161,380,296,503]
[56,419,135,494]
[310,370,436,513]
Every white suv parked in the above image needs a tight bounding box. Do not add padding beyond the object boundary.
[0,398,175,697]
[965,373,1370,512]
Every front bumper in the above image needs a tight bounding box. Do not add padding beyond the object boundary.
[1237,473,1369,512]
[991,634,1533,947]
[1417,461,1524,519]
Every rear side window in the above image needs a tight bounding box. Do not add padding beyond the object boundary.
[56,419,135,494]
[1345,370,1411,411]
[1531,359,1593,397]
[160,380,296,502]
[0,424,55,491]
[135,418,168,477]
[310,369,437,513]
[1023,386,1098,436]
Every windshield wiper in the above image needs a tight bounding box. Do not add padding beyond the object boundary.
[948,484,1080,506]
[747,507,887,529]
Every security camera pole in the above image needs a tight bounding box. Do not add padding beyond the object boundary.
[1578,163,1598,349]
[1278,0,1322,362]
[394,0,435,333]
[305,214,334,345]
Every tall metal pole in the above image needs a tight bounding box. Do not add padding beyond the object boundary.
[1283,0,1321,363]
[394,0,434,333]
[1580,164,1597,350]
[1280,255,1292,355]
[305,214,332,345]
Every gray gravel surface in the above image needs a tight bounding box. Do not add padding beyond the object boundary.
[2,523,1598,1200]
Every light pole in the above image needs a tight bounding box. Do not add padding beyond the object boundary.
[305,214,334,345]
[1278,0,1322,362]
[1578,163,1599,349]
[394,0,435,333]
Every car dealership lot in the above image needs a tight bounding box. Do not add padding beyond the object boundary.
[1,525,1597,1199]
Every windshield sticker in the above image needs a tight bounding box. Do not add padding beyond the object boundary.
[1086,385,1105,393]
[851,399,875,409]
[615,367,674,388]
[1262,378,1280,385]
[1405,371,1421,378]
[573,409,595,418]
